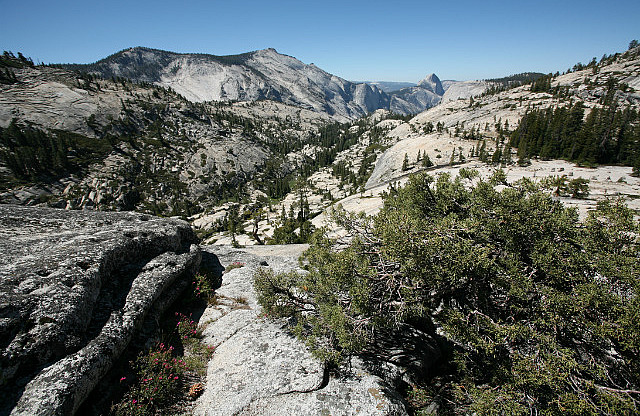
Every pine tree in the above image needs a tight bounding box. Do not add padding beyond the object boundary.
[479,140,488,162]
[402,153,410,171]
[492,145,503,165]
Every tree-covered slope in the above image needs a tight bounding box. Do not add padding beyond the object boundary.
[0,55,341,216]
[366,46,640,188]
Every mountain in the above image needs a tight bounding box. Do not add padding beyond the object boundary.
[417,73,445,95]
[388,73,445,114]
[365,47,640,188]
[386,74,492,114]
[8,46,638,231]
[441,80,489,103]
[64,47,463,120]
[64,47,394,121]
[364,76,488,111]
[365,81,416,93]
[0,56,336,215]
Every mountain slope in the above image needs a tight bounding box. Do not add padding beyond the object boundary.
[64,47,478,120]
[365,81,416,93]
[64,47,394,121]
[0,58,333,216]
[441,80,489,103]
[365,47,640,188]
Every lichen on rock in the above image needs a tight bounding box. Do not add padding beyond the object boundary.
[0,205,200,415]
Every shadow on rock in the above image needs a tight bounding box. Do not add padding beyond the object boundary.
[200,251,224,290]
[360,321,443,394]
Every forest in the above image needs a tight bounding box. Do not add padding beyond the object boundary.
[509,81,640,172]
[0,120,113,188]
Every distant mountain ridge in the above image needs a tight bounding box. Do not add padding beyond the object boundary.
[63,47,486,120]
[364,81,416,93]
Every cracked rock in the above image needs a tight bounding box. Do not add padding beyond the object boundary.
[193,245,408,416]
[0,205,200,415]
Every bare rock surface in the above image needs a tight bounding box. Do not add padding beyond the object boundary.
[0,205,200,415]
[194,245,409,416]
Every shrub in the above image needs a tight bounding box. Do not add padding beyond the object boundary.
[568,177,590,198]
[175,312,199,344]
[540,175,590,198]
[112,344,188,415]
[224,261,245,272]
[112,271,217,415]
[190,272,216,300]
[256,171,640,414]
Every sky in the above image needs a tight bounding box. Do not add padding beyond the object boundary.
[1,0,639,82]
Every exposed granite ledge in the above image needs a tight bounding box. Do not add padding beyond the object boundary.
[0,205,200,415]
[193,245,412,416]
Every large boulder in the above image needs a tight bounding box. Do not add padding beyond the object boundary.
[0,205,200,415]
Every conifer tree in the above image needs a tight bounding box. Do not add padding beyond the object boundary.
[422,154,433,168]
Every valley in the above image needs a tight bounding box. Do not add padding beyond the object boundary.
[1,42,640,415]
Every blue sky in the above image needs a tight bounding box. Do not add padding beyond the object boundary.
[1,0,638,82]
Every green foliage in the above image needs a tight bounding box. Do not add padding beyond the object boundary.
[1,51,34,68]
[510,93,640,167]
[252,120,363,200]
[402,153,410,171]
[485,72,546,89]
[481,72,547,97]
[175,312,199,344]
[269,213,314,244]
[331,131,383,191]
[540,175,591,199]
[567,176,590,198]
[225,261,245,272]
[530,73,553,93]
[111,343,188,416]
[188,272,217,301]
[269,180,315,244]
[421,153,433,167]
[0,51,34,85]
[255,171,640,414]
[0,120,114,187]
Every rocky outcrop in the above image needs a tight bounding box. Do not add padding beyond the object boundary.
[0,205,200,415]
[194,245,411,415]
[441,80,489,103]
[417,74,444,96]
[388,74,445,114]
